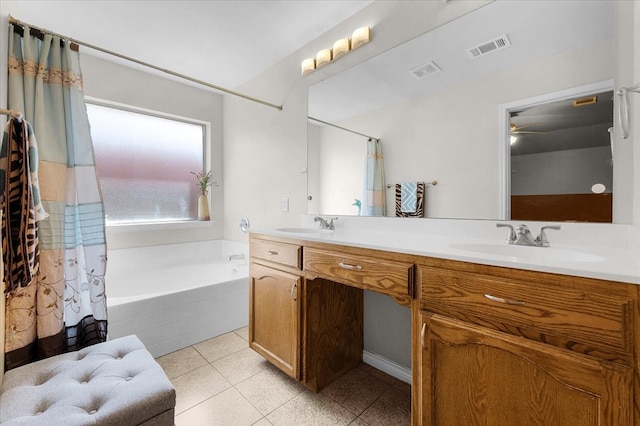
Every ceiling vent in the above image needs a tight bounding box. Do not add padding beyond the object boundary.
[573,96,598,107]
[410,61,441,79]
[466,34,511,59]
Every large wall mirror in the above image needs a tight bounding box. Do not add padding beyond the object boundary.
[307,1,625,223]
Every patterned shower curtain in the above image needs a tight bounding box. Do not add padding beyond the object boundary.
[365,138,386,216]
[3,24,107,370]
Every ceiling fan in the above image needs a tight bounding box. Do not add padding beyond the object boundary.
[510,123,546,134]
[509,123,547,145]
[510,123,546,145]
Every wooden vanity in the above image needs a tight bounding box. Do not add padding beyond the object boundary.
[249,232,639,425]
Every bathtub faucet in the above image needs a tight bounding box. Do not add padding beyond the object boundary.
[228,253,246,261]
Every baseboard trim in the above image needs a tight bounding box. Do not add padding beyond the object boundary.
[363,351,411,384]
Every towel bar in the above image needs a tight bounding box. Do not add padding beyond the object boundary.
[386,180,437,189]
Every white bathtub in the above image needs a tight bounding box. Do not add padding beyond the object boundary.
[106,240,249,357]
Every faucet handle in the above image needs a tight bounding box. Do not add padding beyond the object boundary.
[328,217,338,230]
[536,225,561,247]
[496,223,516,243]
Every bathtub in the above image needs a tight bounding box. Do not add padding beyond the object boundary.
[106,240,249,357]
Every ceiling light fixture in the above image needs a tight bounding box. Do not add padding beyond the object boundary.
[301,57,316,76]
[332,38,351,59]
[301,26,371,76]
[351,26,371,50]
[316,48,333,68]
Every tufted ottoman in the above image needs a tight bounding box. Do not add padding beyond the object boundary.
[0,335,175,425]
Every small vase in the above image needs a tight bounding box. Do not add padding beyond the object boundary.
[198,194,210,221]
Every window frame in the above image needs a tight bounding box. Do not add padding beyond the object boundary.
[85,96,213,231]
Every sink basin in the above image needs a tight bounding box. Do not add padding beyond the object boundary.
[275,227,333,235]
[449,243,605,263]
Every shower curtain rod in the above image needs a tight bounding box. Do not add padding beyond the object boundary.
[8,16,283,111]
[308,116,378,141]
[0,107,23,120]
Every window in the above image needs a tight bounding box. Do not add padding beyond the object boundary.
[86,100,209,225]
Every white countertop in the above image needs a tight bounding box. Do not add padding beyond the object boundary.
[253,216,640,285]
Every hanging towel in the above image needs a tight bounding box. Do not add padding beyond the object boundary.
[400,182,418,213]
[0,118,47,294]
[395,182,425,217]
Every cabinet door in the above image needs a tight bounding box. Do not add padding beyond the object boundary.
[249,263,301,379]
[420,314,632,426]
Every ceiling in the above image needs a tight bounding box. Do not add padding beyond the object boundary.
[309,1,614,123]
[2,0,373,89]
[510,91,614,156]
[307,0,615,155]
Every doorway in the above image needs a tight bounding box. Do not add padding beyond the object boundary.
[499,81,614,222]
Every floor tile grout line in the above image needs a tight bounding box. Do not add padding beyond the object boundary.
[235,377,302,419]
[162,328,411,425]
[321,371,396,418]
[171,358,234,416]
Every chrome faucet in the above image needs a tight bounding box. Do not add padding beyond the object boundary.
[514,224,536,246]
[496,223,561,247]
[314,216,338,230]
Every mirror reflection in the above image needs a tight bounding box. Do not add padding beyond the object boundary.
[308,0,620,222]
[509,89,614,223]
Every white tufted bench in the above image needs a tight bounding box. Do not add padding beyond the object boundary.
[0,335,176,425]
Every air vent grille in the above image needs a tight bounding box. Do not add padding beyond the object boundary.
[410,61,441,79]
[466,34,512,59]
[573,96,598,107]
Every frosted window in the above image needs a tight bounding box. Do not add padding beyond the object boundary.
[86,102,206,224]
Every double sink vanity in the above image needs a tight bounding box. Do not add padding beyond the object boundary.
[248,216,640,425]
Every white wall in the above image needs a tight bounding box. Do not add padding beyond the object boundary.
[310,123,366,215]
[512,146,613,196]
[632,0,640,225]
[616,0,638,225]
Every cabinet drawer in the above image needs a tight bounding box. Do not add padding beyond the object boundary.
[304,247,413,303]
[420,266,632,353]
[251,239,302,269]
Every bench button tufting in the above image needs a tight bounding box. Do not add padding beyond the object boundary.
[89,409,97,414]
[126,376,133,381]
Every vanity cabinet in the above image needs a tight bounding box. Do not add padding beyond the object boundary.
[249,233,639,425]
[249,238,303,379]
[416,259,635,425]
[249,235,411,391]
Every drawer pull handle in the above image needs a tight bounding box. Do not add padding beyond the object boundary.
[290,282,297,301]
[484,293,525,306]
[268,250,279,255]
[338,262,362,270]
[421,323,427,349]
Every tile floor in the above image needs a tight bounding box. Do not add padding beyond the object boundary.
[155,327,411,425]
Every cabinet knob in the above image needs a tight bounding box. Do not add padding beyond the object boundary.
[290,283,297,301]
